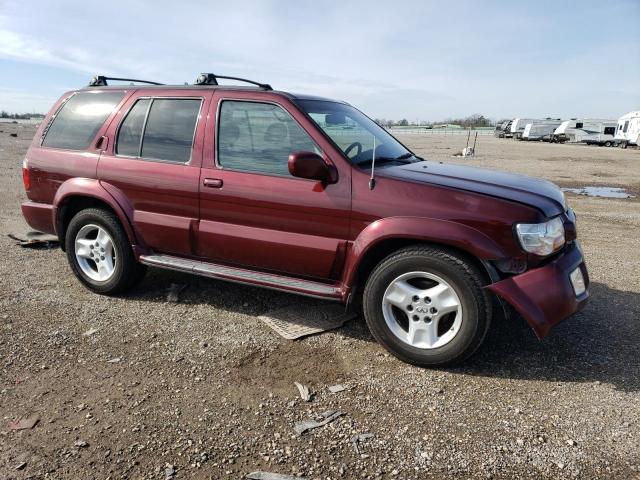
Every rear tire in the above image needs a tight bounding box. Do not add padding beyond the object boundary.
[65,208,146,295]
[363,246,491,367]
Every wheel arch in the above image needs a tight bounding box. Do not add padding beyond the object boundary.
[343,217,508,294]
[53,179,138,252]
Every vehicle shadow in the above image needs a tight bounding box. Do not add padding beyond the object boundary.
[454,281,640,393]
[128,271,639,393]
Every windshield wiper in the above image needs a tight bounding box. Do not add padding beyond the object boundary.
[356,154,415,167]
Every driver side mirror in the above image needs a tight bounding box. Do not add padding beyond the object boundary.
[288,151,338,184]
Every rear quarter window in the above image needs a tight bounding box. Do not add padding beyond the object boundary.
[42,91,125,150]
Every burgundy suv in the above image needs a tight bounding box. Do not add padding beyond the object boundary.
[21,73,589,366]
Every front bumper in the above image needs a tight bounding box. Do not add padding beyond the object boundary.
[487,241,589,338]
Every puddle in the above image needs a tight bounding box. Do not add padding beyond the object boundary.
[562,186,635,199]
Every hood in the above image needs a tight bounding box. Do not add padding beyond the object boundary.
[381,161,566,217]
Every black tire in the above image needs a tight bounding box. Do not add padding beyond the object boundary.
[604,141,612,147]
[65,208,146,294]
[363,246,491,367]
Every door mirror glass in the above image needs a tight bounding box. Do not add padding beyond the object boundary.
[288,151,337,183]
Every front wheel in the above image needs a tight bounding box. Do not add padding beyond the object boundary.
[65,208,146,294]
[363,246,491,366]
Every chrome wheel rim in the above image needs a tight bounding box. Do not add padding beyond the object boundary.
[74,224,116,282]
[382,271,463,349]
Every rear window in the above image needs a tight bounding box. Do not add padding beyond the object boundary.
[115,98,201,163]
[42,91,125,150]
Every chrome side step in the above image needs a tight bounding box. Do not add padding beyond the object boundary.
[139,254,344,300]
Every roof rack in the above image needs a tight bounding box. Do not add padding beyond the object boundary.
[89,75,164,87]
[194,73,272,90]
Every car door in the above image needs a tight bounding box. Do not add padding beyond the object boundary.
[197,91,352,280]
[98,90,211,256]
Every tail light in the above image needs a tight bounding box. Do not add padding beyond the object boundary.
[22,159,31,191]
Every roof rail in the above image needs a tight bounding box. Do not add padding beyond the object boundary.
[89,75,164,87]
[194,73,272,90]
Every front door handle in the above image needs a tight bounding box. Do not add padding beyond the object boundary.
[203,178,223,188]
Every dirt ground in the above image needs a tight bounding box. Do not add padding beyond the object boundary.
[1,123,639,479]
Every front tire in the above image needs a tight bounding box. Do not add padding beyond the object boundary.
[363,246,491,367]
[65,208,146,294]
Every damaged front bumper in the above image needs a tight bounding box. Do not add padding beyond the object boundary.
[487,241,589,338]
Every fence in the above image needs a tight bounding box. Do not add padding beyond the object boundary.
[387,127,495,136]
[0,118,42,125]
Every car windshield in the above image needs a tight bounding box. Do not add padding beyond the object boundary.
[296,99,420,168]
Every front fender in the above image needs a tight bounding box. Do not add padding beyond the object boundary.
[341,216,510,288]
[53,178,139,249]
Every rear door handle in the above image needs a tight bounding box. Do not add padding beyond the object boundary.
[203,178,223,188]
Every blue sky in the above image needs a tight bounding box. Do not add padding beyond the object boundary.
[0,0,638,121]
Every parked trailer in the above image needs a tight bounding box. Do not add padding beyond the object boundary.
[522,120,563,141]
[502,119,514,138]
[510,118,539,139]
[494,120,511,138]
[615,111,640,148]
[553,119,617,146]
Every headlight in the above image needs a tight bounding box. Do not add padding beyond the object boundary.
[516,217,565,256]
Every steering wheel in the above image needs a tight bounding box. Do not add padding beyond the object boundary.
[344,141,363,158]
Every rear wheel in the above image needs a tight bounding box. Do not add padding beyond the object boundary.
[604,141,612,147]
[363,246,491,367]
[65,208,146,294]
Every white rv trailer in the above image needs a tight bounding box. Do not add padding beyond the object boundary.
[615,111,640,148]
[510,118,538,139]
[553,119,617,146]
[494,120,511,138]
[522,120,563,141]
[502,119,514,138]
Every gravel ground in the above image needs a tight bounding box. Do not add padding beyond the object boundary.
[1,124,639,479]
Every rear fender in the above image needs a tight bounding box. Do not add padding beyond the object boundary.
[53,178,142,251]
[342,216,509,288]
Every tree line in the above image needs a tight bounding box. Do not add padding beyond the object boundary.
[374,114,494,128]
[0,111,45,119]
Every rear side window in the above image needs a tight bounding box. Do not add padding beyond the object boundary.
[116,99,150,157]
[604,126,615,135]
[116,98,201,163]
[42,91,124,150]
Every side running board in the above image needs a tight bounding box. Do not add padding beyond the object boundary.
[139,254,344,301]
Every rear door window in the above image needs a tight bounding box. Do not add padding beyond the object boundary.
[42,91,125,150]
[115,98,202,163]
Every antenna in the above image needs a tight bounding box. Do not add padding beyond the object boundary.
[369,136,377,190]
